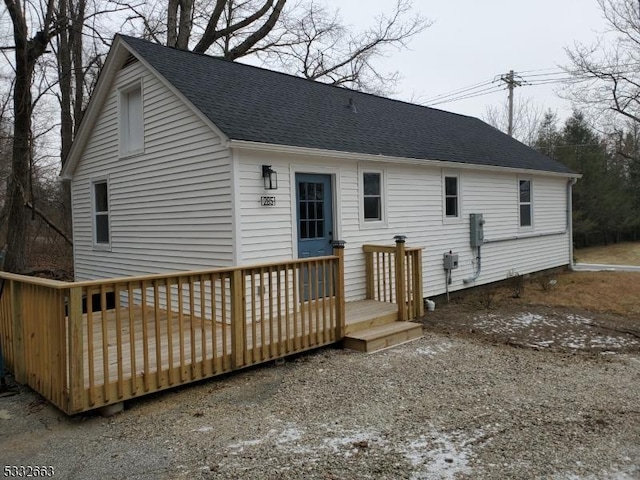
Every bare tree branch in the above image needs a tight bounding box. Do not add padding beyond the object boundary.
[24,201,73,246]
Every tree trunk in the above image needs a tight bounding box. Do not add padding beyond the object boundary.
[167,0,179,47]
[176,0,193,49]
[5,32,33,273]
[4,0,59,273]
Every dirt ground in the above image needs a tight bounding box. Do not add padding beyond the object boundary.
[423,270,640,356]
[574,241,640,266]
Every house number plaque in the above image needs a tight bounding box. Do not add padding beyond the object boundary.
[260,196,276,206]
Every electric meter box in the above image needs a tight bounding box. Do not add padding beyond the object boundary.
[470,213,485,247]
[443,252,459,270]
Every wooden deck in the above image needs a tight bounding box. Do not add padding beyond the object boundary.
[79,299,395,391]
[1,243,423,414]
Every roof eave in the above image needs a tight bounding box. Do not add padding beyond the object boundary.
[228,140,581,179]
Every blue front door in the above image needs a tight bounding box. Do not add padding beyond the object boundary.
[296,174,333,300]
[296,174,333,258]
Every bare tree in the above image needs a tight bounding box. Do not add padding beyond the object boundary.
[564,0,640,127]
[3,0,63,273]
[483,96,545,147]
[259,0,430,94]
[123,0,430,94]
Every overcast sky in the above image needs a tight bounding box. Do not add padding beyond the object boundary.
[324,0,606,121]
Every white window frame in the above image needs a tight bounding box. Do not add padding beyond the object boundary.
[518,177,533,230]
[442,170,462,224]
[91,177,111,250]
[118,80,144,157]
[359,165,387,228]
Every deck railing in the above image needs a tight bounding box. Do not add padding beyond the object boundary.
[363,237,424,321]
[0,246,345,414]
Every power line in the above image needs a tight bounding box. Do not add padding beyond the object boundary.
[422,78,497,104]
[427,85,505,107]
[424,63,640,108]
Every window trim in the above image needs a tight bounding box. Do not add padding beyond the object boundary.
[518,177,534,230]
[442,170,462,224]
[358,165,387,228]
[118,80,144,157]
[91,177,112,250]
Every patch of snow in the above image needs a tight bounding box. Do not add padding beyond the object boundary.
[512,313,546,327]
[227,438,262,450]
[275,426,303,444]
[194,426,214,433]
[0,410,12,420]
[416,343,452,358]
[401,430,476,480]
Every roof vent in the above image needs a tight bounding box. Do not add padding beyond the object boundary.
[347,97,358,113]
[122,54,139,69]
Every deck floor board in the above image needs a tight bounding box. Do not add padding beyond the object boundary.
[78,299,395,389]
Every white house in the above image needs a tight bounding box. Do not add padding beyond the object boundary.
[61,35,578,302]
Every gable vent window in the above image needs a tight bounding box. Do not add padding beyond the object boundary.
[120,83,144,156]
[363,172,382,221]
[93,180,110,246]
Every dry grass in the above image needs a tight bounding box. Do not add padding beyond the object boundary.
[514,271,640,318]
[574,241,640,266]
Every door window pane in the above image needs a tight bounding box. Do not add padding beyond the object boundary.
[299,180,327,239]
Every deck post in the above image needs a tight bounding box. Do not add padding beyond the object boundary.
[9,280,26,384]
[230,269,245,369]
[67,286,85,413]
[332,241,346,340]
[394,236,407,322]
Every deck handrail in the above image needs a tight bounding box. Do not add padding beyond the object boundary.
[0,249,346,414]
[0,255,340,290]
[362,239,424,321]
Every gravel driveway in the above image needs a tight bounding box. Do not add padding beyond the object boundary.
[1,331,639,479]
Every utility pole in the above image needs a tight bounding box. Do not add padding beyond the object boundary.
[500,70,522,137]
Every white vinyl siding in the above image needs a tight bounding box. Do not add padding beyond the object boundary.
[236,149,570,301]
[71,61,234,280]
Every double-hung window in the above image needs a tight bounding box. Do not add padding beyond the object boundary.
[442,171,461,222]
[519,179,532,228]
[363,172,382,222]
[93,180,110,247]
[445,175,459,218]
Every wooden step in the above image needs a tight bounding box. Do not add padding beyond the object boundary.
[343,321,423,353]
[345,300,398,335]
[345,310,398,335]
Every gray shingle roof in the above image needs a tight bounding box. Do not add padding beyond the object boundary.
[120,35,574,175]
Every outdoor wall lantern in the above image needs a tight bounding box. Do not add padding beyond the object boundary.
[262,165,278,190]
